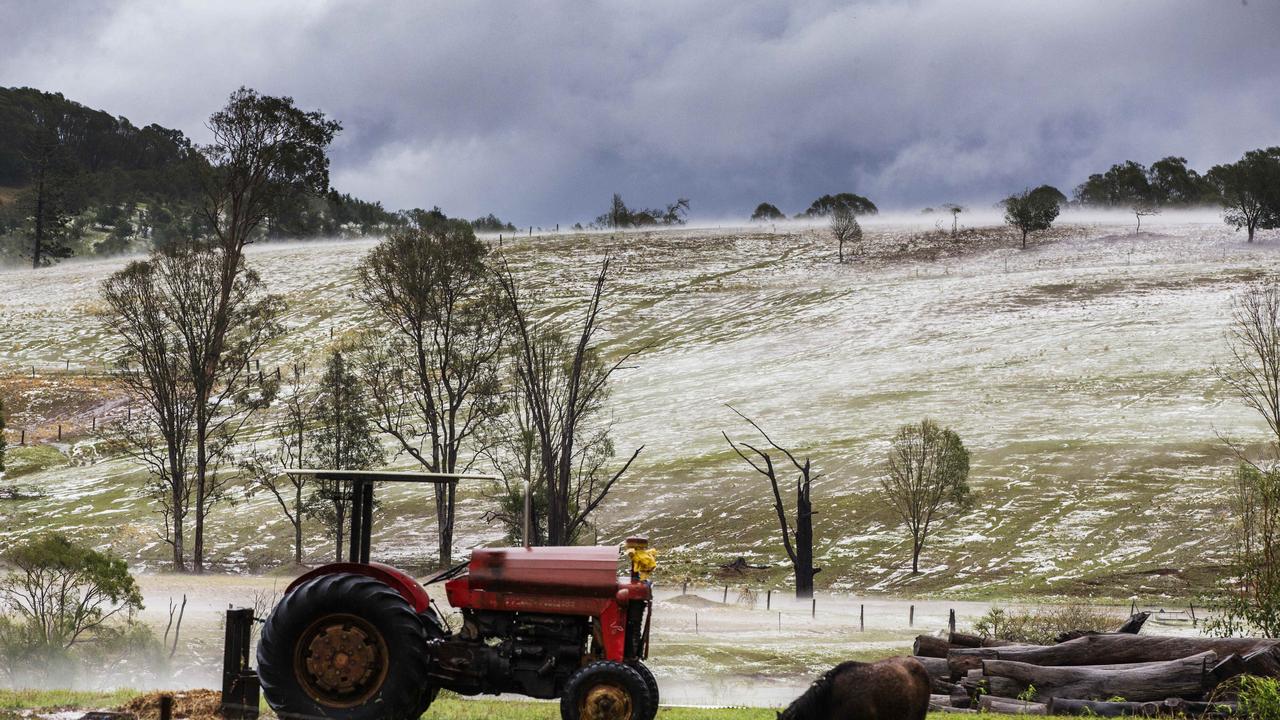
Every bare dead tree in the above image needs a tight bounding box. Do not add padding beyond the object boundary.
[942,203,964,236]
[158,247,283,572]
[1206,284,1280,635]
[495,256,644,546]
[722,406,821,599]
[1218,283,1280,462]
[480,369,547,545]
[1134,202,1160,234]
[880,419,971,574]
[163,594,187,659]
[101,261,197,571]
[829,205,862,263]
[241,361,314,565]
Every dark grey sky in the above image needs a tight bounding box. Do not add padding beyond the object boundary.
[2,1,1278,223]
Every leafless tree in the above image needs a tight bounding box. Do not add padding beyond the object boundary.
[355,219,506,566]
[495,256,644,546]
[1217,282,1280,460]
[942,203,964,235]
[880,419,971,574]
[101,261,197,571]
[1209,285,1280,635]
[829,205,863,263]
[722,406,821,599]
[102,247,281,573]
[160,247,283,572]
[241,361,314,565]
[481,370,546,545]
[1134,202,1160,234]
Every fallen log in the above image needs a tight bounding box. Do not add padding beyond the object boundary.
[959,668,1021,699]
[950,631,1019,648]
[915,634,952,658]
[1243,644,1280,678]
[1055,614,1154,646]
[1044,698,1162,717]
[1211,653,1246,683]
[914,655,950,677]
[1046,697,1238,717]
[949,644,1043,675]
[949,634,1278,672]
[979,696,1048,715]
[1115,611,1151,634]
[981,650,1217,703]
[930,693,952,708]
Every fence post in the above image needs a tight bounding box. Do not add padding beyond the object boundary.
[860,603,865,632]
[92,416,96,431]
[159,695,173,720]
[811,597,816,618]
[65,359,70,371]
[766,589,772,610]
[723,586,728,603]
[20,429,25,445]
[949,608,956,634]
[57,424,62,441]
[681,580,687,596]
[909,604,915,627]
[695,613,698,635]
[778,611,781,631]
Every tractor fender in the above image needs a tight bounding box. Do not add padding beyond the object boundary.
[285,562,432,614]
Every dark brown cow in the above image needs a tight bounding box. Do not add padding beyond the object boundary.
[778,657,930,720]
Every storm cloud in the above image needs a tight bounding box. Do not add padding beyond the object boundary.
[2,0,1277,223]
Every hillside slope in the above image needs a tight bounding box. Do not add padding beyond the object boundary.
[0,214,1272,598]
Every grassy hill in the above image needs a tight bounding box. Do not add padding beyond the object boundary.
[0,213,1271,599]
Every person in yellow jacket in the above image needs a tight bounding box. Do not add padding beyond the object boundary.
[625,536,657,585]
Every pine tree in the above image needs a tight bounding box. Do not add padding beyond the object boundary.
[306,349,384,561]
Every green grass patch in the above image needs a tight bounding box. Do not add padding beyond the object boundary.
[0,688,1084,719]
[1,443,68,479]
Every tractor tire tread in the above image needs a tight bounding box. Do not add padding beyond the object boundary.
[257,572,433,720]
[560,660,652,720]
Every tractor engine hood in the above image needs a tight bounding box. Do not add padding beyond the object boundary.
[457,546,621,598]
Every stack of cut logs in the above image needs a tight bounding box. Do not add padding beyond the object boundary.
[914,613,1279,716]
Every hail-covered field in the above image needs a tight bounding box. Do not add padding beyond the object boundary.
[0,210,1276,603]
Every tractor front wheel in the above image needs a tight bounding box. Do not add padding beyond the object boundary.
[629,661,659,720]
[257,573,433,720]
[560,661,653,720]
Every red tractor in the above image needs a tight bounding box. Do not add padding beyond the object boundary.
[255,471,658,720]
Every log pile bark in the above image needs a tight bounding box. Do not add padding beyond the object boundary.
[907,629,1273,716]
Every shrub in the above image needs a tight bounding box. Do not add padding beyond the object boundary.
[973,604,1123,645]
[1238,675,1280,720]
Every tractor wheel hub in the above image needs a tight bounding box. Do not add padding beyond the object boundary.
[295,614,389,708]
[580,682,633,720]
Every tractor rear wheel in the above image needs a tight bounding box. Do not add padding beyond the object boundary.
[560,660,652,720]
[257,573,434,720]
[628,661,659,720]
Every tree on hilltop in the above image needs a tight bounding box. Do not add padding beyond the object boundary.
[1003,187,1061,249]
[751,202,785,222]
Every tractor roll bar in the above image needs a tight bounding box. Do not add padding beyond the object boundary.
[282,469,498,564]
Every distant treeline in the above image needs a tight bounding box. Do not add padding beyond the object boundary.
[0,87,522,266]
